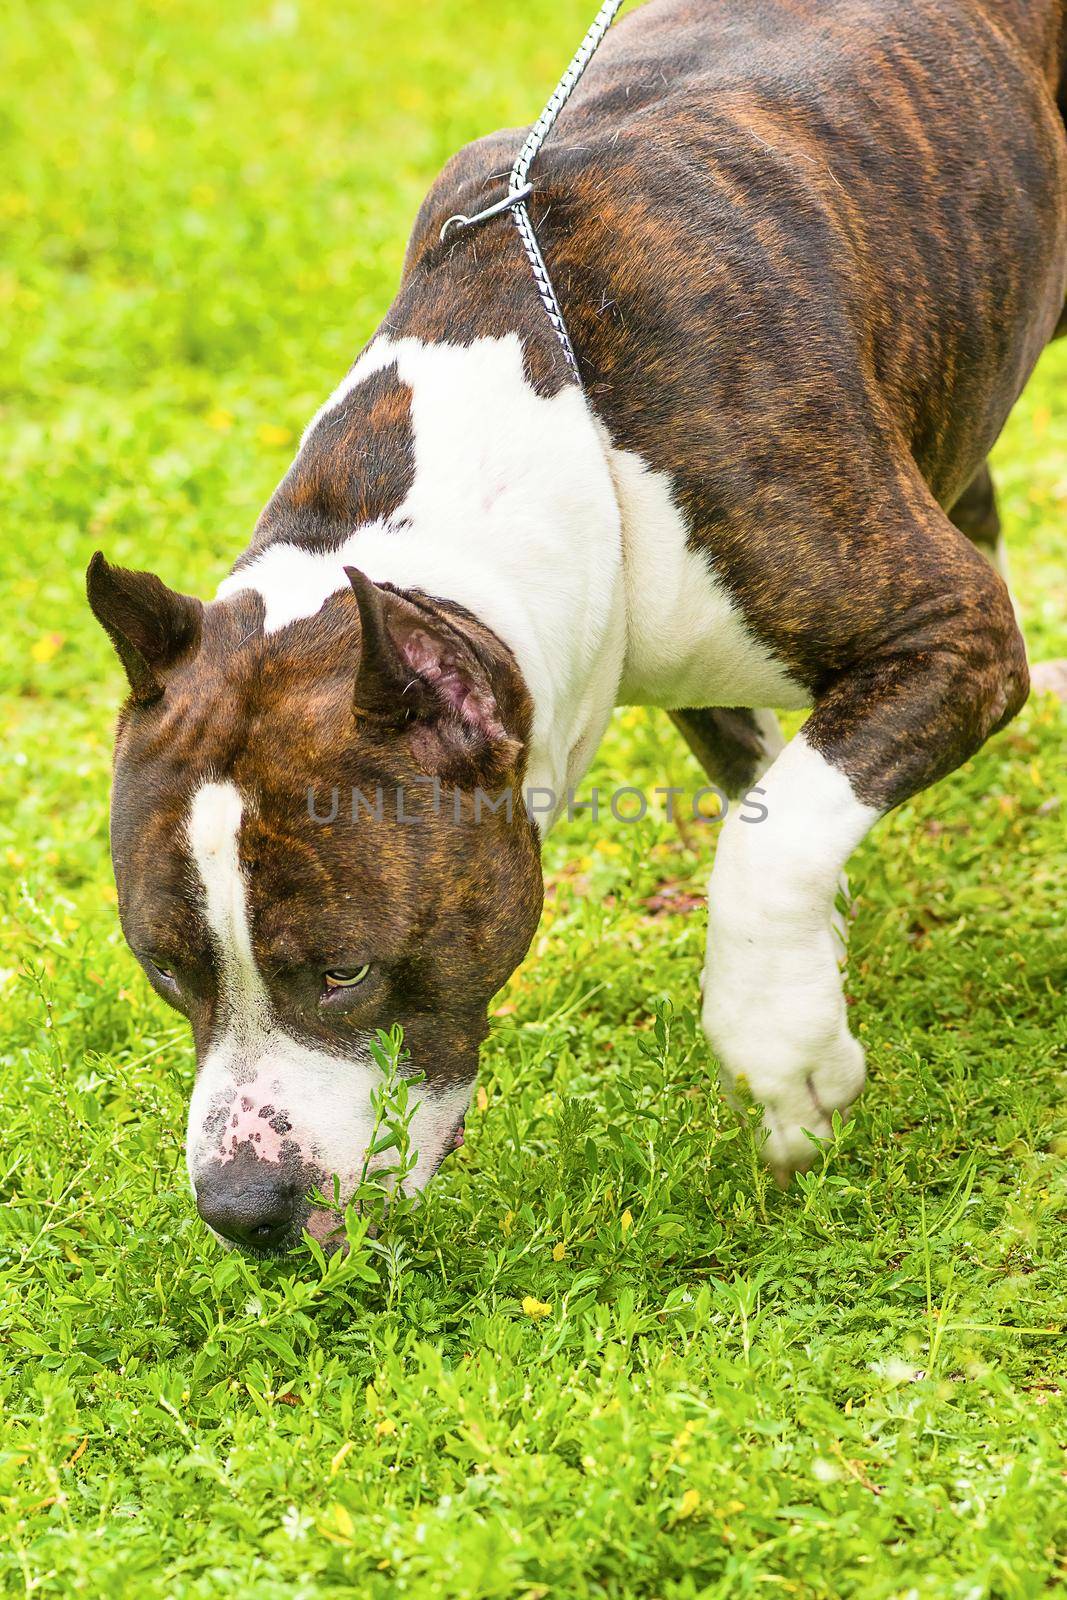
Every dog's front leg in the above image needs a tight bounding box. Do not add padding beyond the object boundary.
[702,511,1028,1178]
[703,734,876,1177]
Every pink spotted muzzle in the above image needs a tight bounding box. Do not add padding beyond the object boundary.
[192,1086,338,1254]
[191,1084,468,1256]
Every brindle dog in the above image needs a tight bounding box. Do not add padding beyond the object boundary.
[89,0,1067,1253]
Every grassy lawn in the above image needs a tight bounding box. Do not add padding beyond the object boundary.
[2,1,1066,1594]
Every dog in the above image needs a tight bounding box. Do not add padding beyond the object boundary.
[87,0,1067,1253]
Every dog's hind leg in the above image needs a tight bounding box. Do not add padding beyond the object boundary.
[701,498,1029,1179]
[949,460,1067,700]
[948,461,1018,616]
[668,706,784,799]
[948,460,1005,570]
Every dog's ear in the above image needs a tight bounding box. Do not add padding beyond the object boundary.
[86,551,203,705]
[345,566,521,782]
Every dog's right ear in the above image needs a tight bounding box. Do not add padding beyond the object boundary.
[86,552,203,704]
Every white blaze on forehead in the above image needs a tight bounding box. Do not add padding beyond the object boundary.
[186,780,270,1032]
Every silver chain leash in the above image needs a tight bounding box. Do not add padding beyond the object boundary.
[440,0,626,386]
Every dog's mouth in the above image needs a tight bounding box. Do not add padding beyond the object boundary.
[235,1122,468,1257]
[210,1120,470,1259]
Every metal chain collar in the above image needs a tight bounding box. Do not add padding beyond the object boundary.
[440,0,626,386]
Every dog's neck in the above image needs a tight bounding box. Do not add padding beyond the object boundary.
[222,330,626,816]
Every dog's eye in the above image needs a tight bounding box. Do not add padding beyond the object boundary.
[148,958,178,987]
[324,965,371,990]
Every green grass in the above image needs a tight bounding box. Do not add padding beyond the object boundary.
[2,2,1066,1595]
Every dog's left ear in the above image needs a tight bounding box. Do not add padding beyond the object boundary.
[345,566,521,782]
[86,551,203,705]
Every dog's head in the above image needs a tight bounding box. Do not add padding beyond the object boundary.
[87,553,542,1253]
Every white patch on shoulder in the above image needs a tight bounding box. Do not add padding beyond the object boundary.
[604,441,809,711]
[221,334,806,814]
[701,736,879,1177]
[218,333,626,805]
[184,778,470,1201]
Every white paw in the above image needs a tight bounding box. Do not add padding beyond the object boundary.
[755,1033,865,1179]
[702,927,866,1179]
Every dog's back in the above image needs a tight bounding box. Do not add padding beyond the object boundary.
[581,0,1067,480]
[414,0,1067,517]
[395,0,1066,780]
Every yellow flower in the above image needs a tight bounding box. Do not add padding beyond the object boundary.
[552,1241,566,1262]
[694,790,724,820]
[620,1209,634,1235]
[375,1417,397,1437]
[206,407,233,431]
[676,1488,701,1520]
[31,632,64,664]
[522,1296,552,1319]
[257,422,292,448]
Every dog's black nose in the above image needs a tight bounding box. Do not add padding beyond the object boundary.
[195,1173,298,1252]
